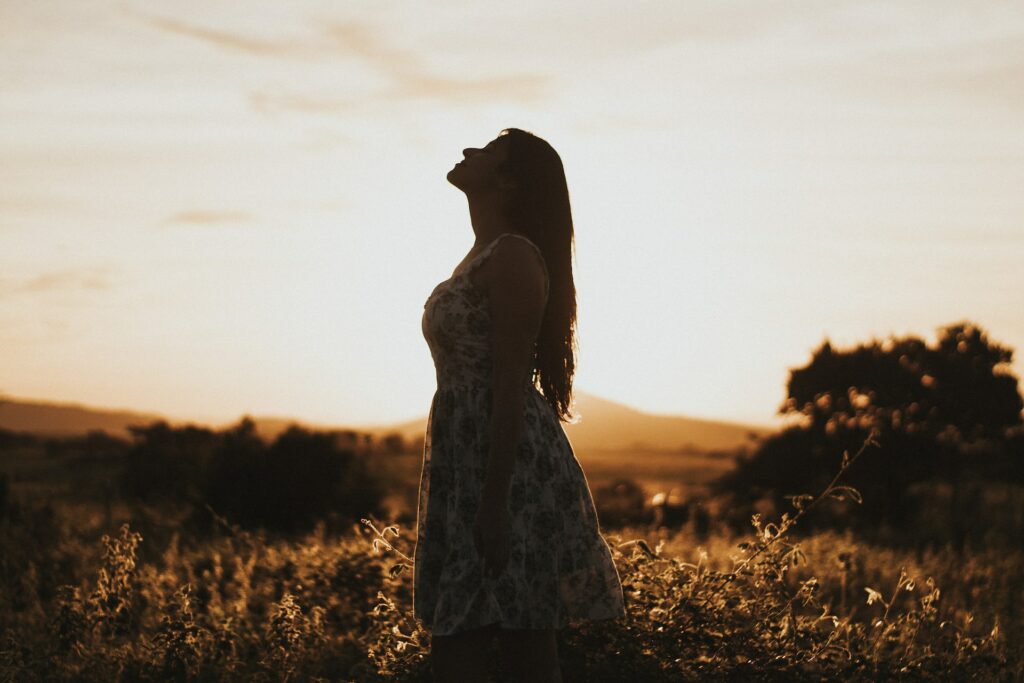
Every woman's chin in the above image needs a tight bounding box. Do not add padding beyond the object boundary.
[446,168,463,187]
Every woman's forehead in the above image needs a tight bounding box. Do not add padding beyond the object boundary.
[486,136,511,154]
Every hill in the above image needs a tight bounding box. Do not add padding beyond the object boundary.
[0,391,769,452]
[564,392,767,452]
[0,396,165,438]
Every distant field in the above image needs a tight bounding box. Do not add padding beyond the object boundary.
[0,440,739,528]
[373,446,738,521]
[0,446,121,500]
[574,447,737,495]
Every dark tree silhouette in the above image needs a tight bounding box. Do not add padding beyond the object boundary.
[380,432,406,455]
[784,321,1022,443]
[120,417,386,534]
[202,420,387,533]
[715,322,1024,541]
[121,421,218,503]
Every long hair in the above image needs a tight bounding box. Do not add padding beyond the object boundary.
[496,127,579,423]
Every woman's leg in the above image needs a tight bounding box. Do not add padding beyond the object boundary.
[430,622,500,682]
[497,627,562,683]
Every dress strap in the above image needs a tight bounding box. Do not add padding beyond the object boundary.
[464,232,550,298]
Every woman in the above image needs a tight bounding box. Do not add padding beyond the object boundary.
[416,128,626,682]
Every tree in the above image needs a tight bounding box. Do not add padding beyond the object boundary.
[783,322,1022,444]
[380,432,406,455]
[120,421,218,503]
[202,420,386,533]
[714,322,1023,536]
[119,417,387,535]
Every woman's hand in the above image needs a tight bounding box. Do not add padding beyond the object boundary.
[473,496,511,579]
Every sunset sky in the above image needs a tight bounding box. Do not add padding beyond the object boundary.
[2,1,1023,428]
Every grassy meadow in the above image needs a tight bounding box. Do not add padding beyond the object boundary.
[1,426,1021,681]
[373,445,736,523]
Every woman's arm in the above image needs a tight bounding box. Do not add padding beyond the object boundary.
[479,238,547,503]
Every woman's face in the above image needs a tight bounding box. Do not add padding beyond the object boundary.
[446,135,512,195]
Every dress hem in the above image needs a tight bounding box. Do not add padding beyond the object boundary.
[419,610,628,637]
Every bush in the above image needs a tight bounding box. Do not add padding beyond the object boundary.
[119,418,387,535]
[361,432,1015,681]
[121,422,217,504]
[1,520,393,682]
[592,478,651,527]
[0,432,1018,681]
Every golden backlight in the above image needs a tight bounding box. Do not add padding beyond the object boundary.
[2,2,1022,428]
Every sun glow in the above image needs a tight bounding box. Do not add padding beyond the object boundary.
[2,1,1023,427]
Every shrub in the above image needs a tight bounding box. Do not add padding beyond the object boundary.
[361,431,1014,681]
[0,432,1017,681]
[1,519,393,681]
[592,477,651,527]
[120,418,387,535]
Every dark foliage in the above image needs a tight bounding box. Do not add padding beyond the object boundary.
[0,428,41,450]
[121,421,217,503]
[591,477,651,527]
[784,321,1022,442]
[714,322,1024,543]
[204,421,386,533]
[361,437,1015,681]
[119,418,386,534]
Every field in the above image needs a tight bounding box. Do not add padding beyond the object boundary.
[1,436,1022,681]
[373,446,737,523]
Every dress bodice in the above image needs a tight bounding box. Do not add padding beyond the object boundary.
[421,232,549,391]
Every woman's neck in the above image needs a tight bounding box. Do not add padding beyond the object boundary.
[466,193,517,246]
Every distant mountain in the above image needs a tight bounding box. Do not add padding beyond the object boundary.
[0,396,165,438]
[0,396,356,442]
[559,392,768,452]
[0,390,770,452]
[364,390,768,452]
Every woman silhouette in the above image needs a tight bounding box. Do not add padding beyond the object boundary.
[416,128,626,682]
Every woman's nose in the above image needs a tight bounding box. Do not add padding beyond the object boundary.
[462,147,478,158]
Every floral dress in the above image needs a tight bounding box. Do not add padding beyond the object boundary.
[414,231,627,636]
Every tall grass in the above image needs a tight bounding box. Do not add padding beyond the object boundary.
[0,432,1018,681]
[363,432,1015,682]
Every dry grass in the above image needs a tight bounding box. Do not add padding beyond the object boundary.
[1,434,1020,681]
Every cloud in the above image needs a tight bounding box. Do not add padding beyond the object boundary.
[131,12,308,57]
[0,267,114,297]
[132,11,550,108]
[318,21,550,102]
[163,210,254,226]
[249,71,548,116]
[383,72,550,105]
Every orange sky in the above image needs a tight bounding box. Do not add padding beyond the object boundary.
[2,1,1023,428]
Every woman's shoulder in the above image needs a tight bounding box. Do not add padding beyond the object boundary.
[476,233,549,294]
